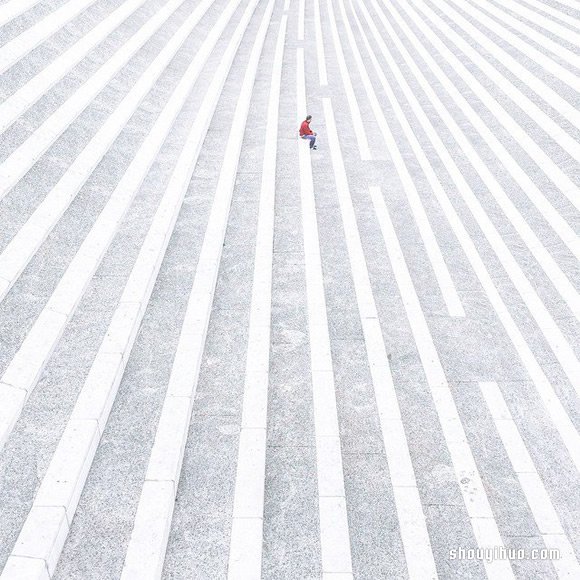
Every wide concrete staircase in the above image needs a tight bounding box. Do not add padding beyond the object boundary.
[0,0,579,578]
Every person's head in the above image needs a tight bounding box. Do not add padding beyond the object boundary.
[306,115,312,122]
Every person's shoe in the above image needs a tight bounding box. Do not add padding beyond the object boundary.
[312,145,317,150]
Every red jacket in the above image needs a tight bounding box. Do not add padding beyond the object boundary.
[299,120,313,136]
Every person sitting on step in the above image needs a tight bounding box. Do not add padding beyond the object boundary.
[299,114,317,149]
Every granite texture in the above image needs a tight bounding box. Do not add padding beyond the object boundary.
[0,0,578,577]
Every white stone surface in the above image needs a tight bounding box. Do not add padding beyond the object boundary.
[0,0,99,74]
[298,46,353,577]
[0,0,149,132]
[120,481,175,580]
[337,0,466,317]
[11,506,69,576]
[480,381,580,574]
[0,0,578,578]
[124,1,275,577]
[0,0,187,199]
[358,0,580,472]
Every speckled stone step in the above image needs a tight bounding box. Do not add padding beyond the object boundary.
[0,0,579,578]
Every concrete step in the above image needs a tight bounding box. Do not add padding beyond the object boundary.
[0,0,579,578]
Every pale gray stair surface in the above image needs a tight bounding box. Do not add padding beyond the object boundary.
[0,0,231,564]
[0,0,579,578]
[0,1,71,49]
